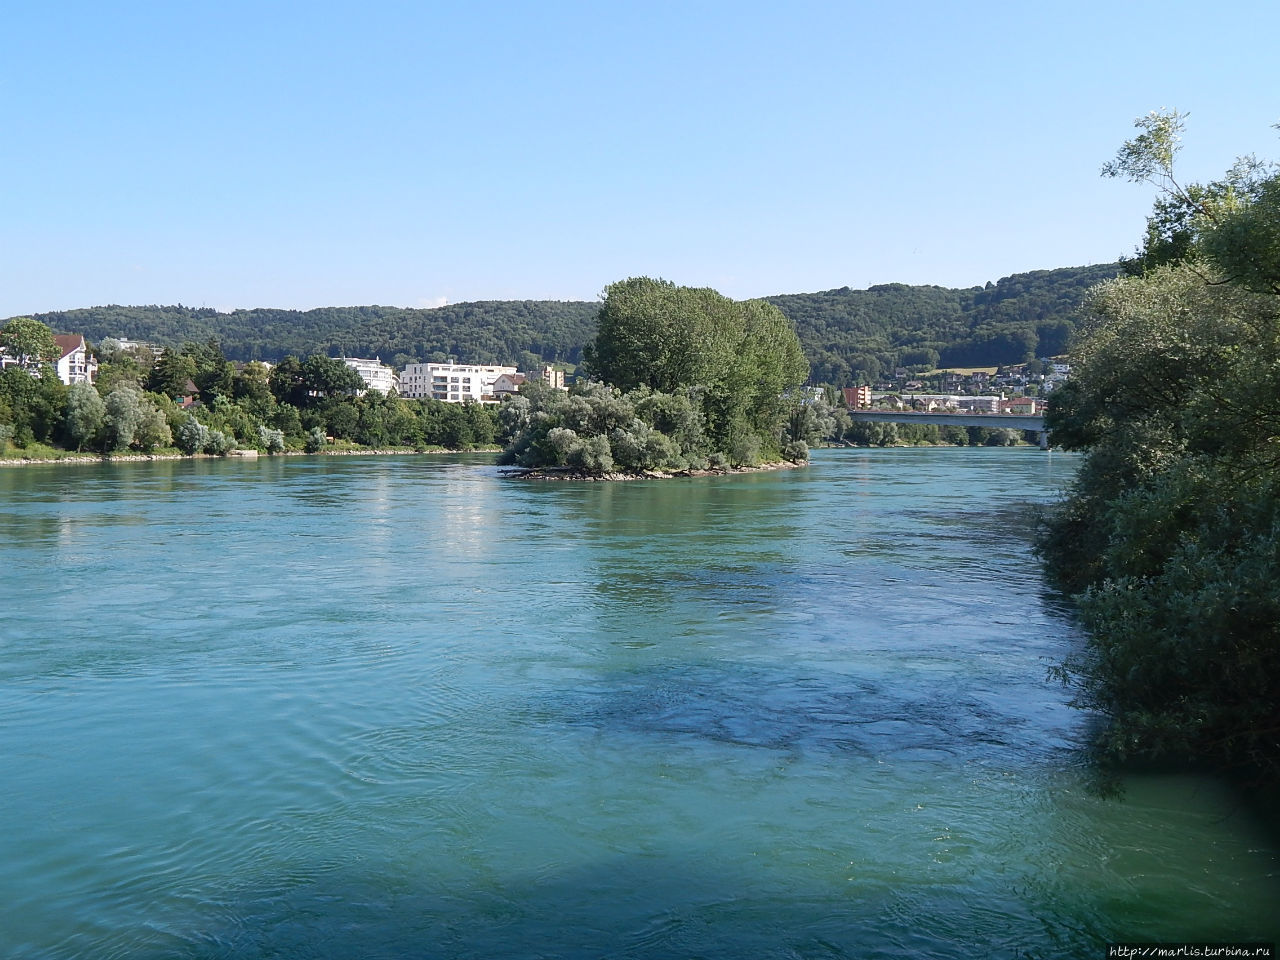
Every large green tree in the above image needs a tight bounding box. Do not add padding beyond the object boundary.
[0,316,59,370]
[584,278,808,459]
[63,382,106,451]
[1043,113,1280,778]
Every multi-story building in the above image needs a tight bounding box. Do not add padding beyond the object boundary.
[340,357,398,395]
[537,365,566,390]
[842,385,873,409]
[397,362,517,402]
[1,333,97,385]
[54,335,98,386]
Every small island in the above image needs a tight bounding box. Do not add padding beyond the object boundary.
[497,277,814,479]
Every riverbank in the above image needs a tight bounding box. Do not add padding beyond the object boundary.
[501,460,807,481]
[0,446,501,468]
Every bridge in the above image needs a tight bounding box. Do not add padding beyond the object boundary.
[847,410,1050,448]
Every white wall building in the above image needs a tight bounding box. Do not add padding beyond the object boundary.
[54,335,98,386]
[491,372,527,397]
[341,357,398,395]
[398,362,517,402]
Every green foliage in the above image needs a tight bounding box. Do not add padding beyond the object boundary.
[147,349,198,398]
[0,316,59,369]
[98,385,170,452]
[15,265,1114,396]
[766,266,1117,383]
[134,401,172,452]
[0,367,66,447]
[176,416,209,455]
[500,383,694,474]
[256,427,286,455]
[304,426,327,453]
[25,301,598,369]
[63,383,105,451]
[1042,115,1280,779]
[584,278,807,460]
[205,429,235,455]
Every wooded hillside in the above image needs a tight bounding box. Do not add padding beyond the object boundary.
[18,263,1118,384]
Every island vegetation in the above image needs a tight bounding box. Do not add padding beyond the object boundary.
[1041,112,1280,782]
[499,278,811,475]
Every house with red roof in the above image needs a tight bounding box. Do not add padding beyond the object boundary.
[54,335,97,386]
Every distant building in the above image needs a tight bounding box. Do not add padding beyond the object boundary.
[340,357,397,395]
[398,362,517,402]
[491,372,527,397]
[843,385,873,409]
[537,365,566,390]
[1000,397,1041,415]
[106,337,164,361]
[958,395,1000,414]
[54,335,98,386]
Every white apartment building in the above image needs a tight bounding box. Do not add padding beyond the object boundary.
[398,362,517,402]
[54,335,98,386]
[341,357,398,395]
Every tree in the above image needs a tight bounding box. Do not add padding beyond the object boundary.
[1105,109,1280,293]
[133,399,172,451]
[176,416,210,455]
[0,317,59,370]
[147,349,199,399]
[63,383,106,451]
[190,340,235,405]
[102,385,144,451]
[584,278,807,460]
[0,365,67,445]
[1042,113,1280,779]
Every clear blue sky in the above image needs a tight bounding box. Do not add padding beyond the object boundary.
[3,0,1276,316]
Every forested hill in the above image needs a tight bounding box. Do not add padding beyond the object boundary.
[766,263,1121,384]
[27,301,601,373]
[21,263,1119,385]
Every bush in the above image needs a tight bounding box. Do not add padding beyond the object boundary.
[257,425,286,454]
[205,429,235,455]
[304,426,327,453]
[782,440,809,462]
[176,416,209,455]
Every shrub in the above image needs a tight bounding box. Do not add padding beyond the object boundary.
[304,426,327,453]
[176,416,209,455]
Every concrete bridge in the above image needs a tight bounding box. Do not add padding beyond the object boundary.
[847,410,1050,448]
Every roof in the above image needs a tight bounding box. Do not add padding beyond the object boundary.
[53,334,85,360]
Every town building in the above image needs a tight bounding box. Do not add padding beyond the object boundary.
[397,362,518,402]
[491,372,527,397]
[54,335,98,386]
[843,385,873,409]
[107,338,165,361]
[999,397,1042,415]
[340,357,398,395]
[537,365,566,390]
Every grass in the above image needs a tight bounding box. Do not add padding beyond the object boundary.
[923,366,999,376]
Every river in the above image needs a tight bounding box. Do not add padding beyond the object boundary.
[1,448,1276,959]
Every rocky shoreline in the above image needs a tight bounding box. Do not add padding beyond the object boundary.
[500,460,807,481]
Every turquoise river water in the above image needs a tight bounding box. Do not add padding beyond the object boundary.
[0,447,1276,959]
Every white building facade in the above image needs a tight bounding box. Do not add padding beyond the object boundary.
[398,362,517,402]
[340,357,398,395]
[54,335,98,386]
